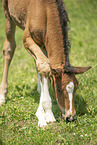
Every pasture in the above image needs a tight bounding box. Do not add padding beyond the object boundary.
[0,0,97,144]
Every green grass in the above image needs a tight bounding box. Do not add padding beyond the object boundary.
[0,0,97,144]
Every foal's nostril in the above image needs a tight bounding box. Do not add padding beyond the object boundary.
[66,116,73,122]
[62,114,77,122]
[66,115,77,122]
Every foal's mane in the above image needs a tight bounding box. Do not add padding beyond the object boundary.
[56,0,70,66]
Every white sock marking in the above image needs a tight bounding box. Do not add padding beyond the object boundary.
[37,72,41,93]
[0,94,5,105]
[36,76,56,127]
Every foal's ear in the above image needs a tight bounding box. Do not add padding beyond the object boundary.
[64,66,91,74]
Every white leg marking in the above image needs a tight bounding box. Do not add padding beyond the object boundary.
[36,103,47,127]
[0,94,5,105]
[66,82,74,114]
[37,72,41,93]
[0,84,7,105]
[36,76,56,127]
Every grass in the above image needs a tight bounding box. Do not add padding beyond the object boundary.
[0,0,97,144]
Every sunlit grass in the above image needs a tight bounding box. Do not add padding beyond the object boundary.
[0,0,97,144]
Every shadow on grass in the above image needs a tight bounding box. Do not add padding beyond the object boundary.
[5,84,62,121]
[5,84,88,118]
[51,92,88,121]
[5,84,40,104]
[0,139,5,145]
[74,94,88,116]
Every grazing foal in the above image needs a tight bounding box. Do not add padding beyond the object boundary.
[0,0,91,127]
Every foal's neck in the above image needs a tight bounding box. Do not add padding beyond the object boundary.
[45,1,67,69]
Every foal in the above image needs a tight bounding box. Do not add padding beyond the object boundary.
[0,0,91,126]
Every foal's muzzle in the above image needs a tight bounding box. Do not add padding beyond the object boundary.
[62,114,77,122]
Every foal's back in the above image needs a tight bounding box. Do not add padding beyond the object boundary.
[3,0,46,30]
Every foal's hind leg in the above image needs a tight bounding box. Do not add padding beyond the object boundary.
[0,18,16,105]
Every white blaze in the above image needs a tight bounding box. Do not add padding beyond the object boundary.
[66,82,74,114]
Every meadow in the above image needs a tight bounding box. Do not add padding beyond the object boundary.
[0,0,97,144]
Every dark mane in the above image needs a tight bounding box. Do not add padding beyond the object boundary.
[56,0,70,66]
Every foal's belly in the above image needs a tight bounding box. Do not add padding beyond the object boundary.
[8,0,28,29]
[8,0,47,54]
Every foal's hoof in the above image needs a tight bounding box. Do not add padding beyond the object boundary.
[38,121,48,128]
[0,100,5,106]
[0,95,5,106]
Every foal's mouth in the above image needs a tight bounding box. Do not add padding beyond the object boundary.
[62,114,77,122]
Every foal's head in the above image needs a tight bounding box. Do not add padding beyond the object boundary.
[50,66,91,122]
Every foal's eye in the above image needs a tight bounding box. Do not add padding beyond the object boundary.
[57,87,61,93]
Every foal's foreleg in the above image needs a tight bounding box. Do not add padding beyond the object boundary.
[36,75,56,127]
[23,30,55,127]
[37,72,41,93]
[0,18,16,105]
[23,31,50,76]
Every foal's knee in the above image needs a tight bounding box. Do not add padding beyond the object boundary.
[2,39,16,60]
